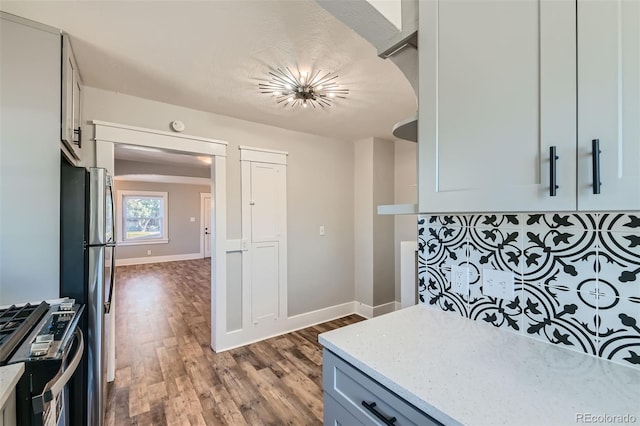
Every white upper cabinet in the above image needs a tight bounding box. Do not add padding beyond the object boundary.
[577,0,640,211]
[61,34,83,162]
[418,0,577,213]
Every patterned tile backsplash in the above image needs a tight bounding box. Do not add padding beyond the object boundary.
[417,213,640,370]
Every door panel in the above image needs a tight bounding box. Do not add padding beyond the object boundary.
[418,0,576,212]
[250,163,281,242]
[87,246,105,426]
[578,0,640,210]
[240,151,288,330]
[250,242,279,323]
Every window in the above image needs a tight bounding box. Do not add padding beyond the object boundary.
[117,190,168,245]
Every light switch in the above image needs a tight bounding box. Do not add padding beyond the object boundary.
[319,225,325,236]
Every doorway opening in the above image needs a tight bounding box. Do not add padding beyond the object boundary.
[93,120,227,387]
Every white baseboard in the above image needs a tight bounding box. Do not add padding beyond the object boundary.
[214,301,361,352]
[115,253,202,266]
[354,301,401,319]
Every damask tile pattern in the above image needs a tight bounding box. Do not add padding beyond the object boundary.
[597,296,640,367]
[417,212,640,370]
[522,283,598,355]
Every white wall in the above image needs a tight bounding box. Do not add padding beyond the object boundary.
[114,180,210,261]
[373,138,395,305]
[115,159,210,178]
[393,140,417,301]
[354,138,374,306]
[82,87,355,325]
[353,137,396,309]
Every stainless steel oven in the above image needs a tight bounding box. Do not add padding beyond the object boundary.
[0,300,84,426]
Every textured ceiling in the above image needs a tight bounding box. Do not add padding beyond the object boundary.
[1,0,417,141]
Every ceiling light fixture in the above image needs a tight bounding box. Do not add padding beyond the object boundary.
[259,67,349,109]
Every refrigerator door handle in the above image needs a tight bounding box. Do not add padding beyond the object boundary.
[105,247,116,314]
[108,178,117,245]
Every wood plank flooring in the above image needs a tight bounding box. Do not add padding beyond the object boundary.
[105,259,363,425]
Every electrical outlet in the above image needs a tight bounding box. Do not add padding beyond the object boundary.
[319,225,325,236]
[450,265,469,295]
[190,217,196,222]
[147,250,152,256]
[482,268,515,300]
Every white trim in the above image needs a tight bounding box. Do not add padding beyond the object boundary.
[93,120,228,146]
[115,175,211,186]
[354,301,401,319]
[400,241,419,309]
[93,121,227,358]
[200,193,212,258]
[216,302,362,352]
[226,239,245,252]
[211,156,227,351]
[238,145,289,155]
[115,252,202,266]
[116,190,169,244]
[239,146,288,165]
[117,239,168,247]
[93,120,227,157]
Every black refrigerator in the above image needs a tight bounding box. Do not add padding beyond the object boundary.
[60,155,115,426]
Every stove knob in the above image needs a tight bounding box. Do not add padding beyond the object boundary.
[30,342,50,357]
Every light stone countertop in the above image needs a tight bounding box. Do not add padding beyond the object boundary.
[0,363,24,409]
[319,305,640,426]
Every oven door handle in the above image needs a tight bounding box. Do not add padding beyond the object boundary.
[32,328,84,414]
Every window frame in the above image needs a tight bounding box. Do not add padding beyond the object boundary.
[116,190,169,246]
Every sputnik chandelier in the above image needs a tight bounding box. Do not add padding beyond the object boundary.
[259,68,349,109]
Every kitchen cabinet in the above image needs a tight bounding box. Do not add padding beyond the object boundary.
[323,349,439,426]
[418,0,639,213]
[0,12,61,304]
[418,0,577,213]
[577,0,640,210]
[61,34,83,163]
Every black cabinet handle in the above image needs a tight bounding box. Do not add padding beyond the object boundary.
[592,139,601,194]
[73,126,82,148]
[549,146,559,197]
[361,401,397,425]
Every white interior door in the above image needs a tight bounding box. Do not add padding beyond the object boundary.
[201,193,212,258]
[240,147,288,329]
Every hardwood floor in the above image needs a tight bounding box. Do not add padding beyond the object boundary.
[105,258,363,426]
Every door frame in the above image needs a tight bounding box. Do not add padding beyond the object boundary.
[200,192,212,258]
[93,120,228,364]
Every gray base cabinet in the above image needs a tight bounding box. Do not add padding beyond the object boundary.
[323,349,440,426]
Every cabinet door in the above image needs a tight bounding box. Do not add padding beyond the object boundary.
[61,34,81,160]
[578,0,640,211]
[418,0,576,213]
[72,69,82,148]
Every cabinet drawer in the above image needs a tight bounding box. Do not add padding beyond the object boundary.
[324,393,365,426]
[323,349,440,426]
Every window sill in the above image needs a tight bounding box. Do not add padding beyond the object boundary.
[117,239,169,247]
